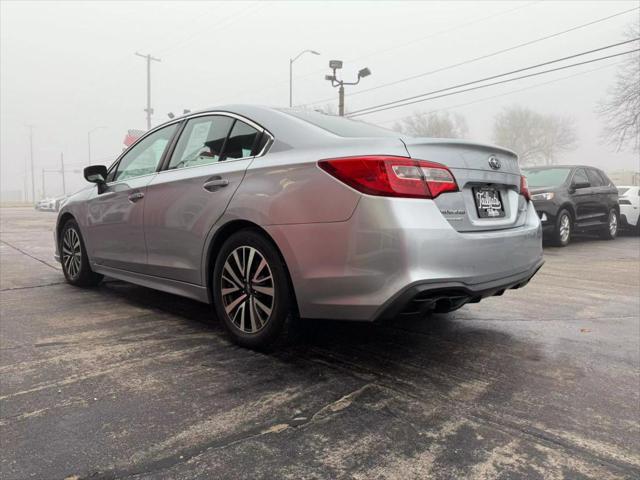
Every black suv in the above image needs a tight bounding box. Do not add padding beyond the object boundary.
[522,165,619,247]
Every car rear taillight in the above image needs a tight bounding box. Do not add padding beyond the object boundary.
[318,156,458,199]
[520,175,531,202]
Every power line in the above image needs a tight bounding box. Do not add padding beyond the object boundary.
[375,60,626,126]
[205,1,541,105]
[349,48,639,118]
[156,2,265,57]
[347,39,639,117]
[302,6,640,108]
[292,1,541,85]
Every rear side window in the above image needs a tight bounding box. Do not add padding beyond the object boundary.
[222,120,261,160]
[586,169,604,187]
[597,170,613,187]
[572,168,589,185]
[168,115,234,169]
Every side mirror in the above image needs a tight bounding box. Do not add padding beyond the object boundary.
[84,165,108,193]
[84,165,107,184]
[571,181,590,191]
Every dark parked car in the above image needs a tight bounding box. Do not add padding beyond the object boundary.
[522,165,619,246]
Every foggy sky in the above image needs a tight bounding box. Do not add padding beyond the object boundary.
[1,0,638,199]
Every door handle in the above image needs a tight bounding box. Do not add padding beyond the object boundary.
[203,178,229,192]
[128,192,145,202]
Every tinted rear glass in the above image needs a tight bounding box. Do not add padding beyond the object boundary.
[282,109,399,138]
[522,168,571,188]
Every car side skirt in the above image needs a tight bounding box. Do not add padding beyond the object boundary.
[92,264,209,304]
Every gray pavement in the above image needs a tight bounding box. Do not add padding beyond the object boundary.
[1,206,639,480]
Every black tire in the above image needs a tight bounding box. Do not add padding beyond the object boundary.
[599,209,618,240]
[212,229,294,350]
[60,219,103,287]
[551,209,572,247]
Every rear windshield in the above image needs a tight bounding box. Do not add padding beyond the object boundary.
[617,187,630,196]
[282,109,399,138]
[522,168,571,188]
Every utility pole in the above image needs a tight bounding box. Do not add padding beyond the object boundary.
[324,61,371,116]
[135,52,161,130]
[41,168,46,198]
[60,153,66,195]
[23,157,28,202]
[27,125,35,202]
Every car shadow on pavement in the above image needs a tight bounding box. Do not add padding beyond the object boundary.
[97,277,543,402]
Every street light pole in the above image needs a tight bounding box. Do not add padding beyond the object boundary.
[289,49,320,107]
[135,52,161,130]
[324,61,371,116]
[60,153,66,195]
[27,125,35,202]
[88,126,106,166]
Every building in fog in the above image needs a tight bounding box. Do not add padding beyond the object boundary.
[606,170,640,186]
[0,189,24,203]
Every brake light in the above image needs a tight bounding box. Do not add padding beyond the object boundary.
[318,156,458,199]
[520,175,531,202]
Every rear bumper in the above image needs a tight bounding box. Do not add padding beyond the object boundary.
[372,258,543,321]
[620,207,639,228]
[266,195,543,322]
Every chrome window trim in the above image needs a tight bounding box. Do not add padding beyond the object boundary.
[104,111,274,185]
[179,111,274,158]
[156,156,254,176]
[155,111,275,175]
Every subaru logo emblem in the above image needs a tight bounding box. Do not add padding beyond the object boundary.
[488,156,501,170]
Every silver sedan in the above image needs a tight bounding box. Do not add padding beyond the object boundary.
[55,106,543,348]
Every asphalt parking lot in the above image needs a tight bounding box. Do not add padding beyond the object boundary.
[1,206,638,480]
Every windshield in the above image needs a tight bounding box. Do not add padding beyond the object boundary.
[282,109,399,138]
[617,187,630,196]
[522,168,571,188]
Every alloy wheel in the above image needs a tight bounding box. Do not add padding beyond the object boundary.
[221,246,275,334]
[62,228,82,279]
[559,214,571,243]
[609,211,617,236]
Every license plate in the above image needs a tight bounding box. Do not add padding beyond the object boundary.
[473,186,505,218]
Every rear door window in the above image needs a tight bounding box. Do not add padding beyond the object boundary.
[168,115,234,170]
[586,169,604,187]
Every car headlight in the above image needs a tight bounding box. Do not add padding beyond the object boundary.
[531,192,554,201]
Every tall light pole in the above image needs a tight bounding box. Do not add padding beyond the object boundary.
[27,125,35,202]
[60,152,66,195]
[324,60,371,116]
[135,52,161,130]
[289,49,320,107]
[88,126,106,166]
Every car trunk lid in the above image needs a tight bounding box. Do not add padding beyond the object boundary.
[401,138,527,232]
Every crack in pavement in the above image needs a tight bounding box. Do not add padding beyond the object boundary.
[1,281,67,292]
[0,239,59,270]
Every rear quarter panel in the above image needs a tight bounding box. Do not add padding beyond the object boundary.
[225,137,410,225]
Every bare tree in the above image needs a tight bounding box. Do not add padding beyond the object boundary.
[597,22,640,152]
[492,105,577,166]
[393,111,469,138]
